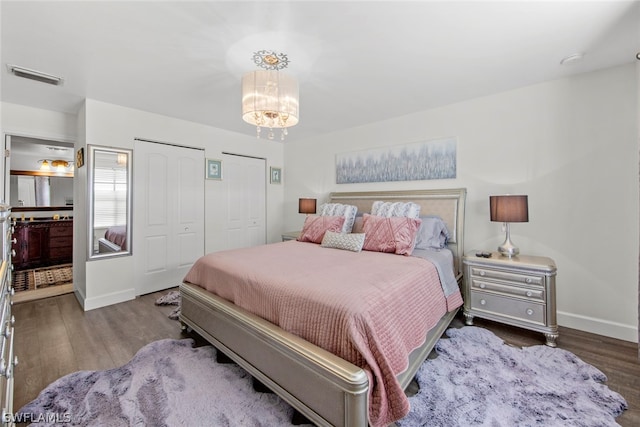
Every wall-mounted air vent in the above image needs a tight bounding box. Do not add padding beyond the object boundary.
[6,64,64,86]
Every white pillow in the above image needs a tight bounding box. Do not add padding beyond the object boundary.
[318,203,358,233]
[321,231,365,252]
[371,201,421,219]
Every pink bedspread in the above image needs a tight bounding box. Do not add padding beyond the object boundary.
[183,240,462,426]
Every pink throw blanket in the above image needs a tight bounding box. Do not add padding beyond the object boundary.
[184,241,462,426]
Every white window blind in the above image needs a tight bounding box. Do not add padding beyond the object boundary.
[94,167,127,228]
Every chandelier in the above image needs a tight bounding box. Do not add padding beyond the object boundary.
[242,50,299,141]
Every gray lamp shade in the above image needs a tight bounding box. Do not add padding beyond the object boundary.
[490,195,528,223]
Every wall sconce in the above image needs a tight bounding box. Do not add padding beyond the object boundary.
[52,160,70,172]
[39,159,71,173]
[490,195,528,258]
[298,198,317,215]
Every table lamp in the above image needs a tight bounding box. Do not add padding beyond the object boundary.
[298,198,317,216]
[490,195,528,258]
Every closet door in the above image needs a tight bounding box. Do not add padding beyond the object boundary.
[223,154,266,249]
[134,141,204,295]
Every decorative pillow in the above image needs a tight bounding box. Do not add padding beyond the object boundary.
[318,203,358,233]
[321,231,365,252]
[371,201,421,219]
[362,214,422,256]
[351,216,364,234]
[298,215,346,244]
[415,216,450,250]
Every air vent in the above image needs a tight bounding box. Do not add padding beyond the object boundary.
[6,64,64,86]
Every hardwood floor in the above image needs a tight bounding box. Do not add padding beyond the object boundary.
[12,292,640,426]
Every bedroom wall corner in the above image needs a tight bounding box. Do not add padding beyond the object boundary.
[73,101,88,308]
[285,63,639,343]
[636,57,640,355]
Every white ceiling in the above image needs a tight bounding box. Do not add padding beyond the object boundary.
[1,1,639,142]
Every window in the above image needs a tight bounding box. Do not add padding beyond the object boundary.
[93,152,127,228]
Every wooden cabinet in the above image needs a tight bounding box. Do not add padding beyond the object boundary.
[12,220,73,270]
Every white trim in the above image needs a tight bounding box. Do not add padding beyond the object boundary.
[82,288,135,311]
[2,130,75,145]
[557,310,638,343]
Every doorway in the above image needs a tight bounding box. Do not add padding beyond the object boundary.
[4,134,75,303]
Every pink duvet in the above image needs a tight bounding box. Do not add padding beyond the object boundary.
[183,240,462,426]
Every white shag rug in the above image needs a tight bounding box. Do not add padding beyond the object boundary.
[19,327,627,426]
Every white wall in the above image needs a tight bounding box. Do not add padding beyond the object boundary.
[2,103,76,142]
[80,99,284,309]
[285,64,639,342]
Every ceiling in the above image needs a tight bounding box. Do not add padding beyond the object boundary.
[1,1,639,142]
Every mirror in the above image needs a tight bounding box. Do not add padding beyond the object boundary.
[9,172,74,208]
[87,145,132,259]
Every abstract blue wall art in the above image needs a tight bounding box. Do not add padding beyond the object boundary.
[336,137,457,184]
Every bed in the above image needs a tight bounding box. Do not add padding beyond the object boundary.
[98,225,127,253]
[179,188,466,426]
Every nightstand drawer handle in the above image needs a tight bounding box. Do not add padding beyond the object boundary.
[480,299,487,306]
[526,291,533,297]
[479,271,485,276]
[479,283,486,289]
[526,308,534,316]
[525,278,532,283]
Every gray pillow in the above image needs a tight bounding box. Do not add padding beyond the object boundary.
[414,216,450,249]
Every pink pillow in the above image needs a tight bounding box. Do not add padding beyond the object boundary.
[362,214,422,256]
[298,215,346,244]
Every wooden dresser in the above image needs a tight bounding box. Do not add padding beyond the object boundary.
[12,219,72,270]
[0,205,16,425]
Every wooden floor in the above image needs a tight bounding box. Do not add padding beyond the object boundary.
[11,291,640,426]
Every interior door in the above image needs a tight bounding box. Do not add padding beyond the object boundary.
[223,154,266,249]
[134,141,204,295]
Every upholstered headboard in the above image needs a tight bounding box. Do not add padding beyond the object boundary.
[328,188,467,279]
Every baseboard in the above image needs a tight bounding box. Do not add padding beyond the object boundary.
[74,286,86,310]
[558,311,638,343]
[82,288,136,311]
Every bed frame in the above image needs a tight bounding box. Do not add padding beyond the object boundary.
[180,188,466,427]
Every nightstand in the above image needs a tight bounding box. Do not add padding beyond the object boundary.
[462,252,558,347]
[281,231,301,242]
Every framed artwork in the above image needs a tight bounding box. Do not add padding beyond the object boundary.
[76,148,85,168]
[270,167,282,184]
[335,137,457,184]
[206,158,222,180]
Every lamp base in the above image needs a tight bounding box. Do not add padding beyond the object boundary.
[498,223,519,258]
[497,242,519,258]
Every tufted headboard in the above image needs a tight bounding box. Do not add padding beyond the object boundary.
[328,188,467,280]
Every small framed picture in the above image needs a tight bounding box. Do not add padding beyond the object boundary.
[270,167,282,184]
[206,158,222,180]
[76,148,84,168]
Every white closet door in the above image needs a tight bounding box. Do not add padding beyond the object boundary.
[223,154,266,249]
[134,141,204,295]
